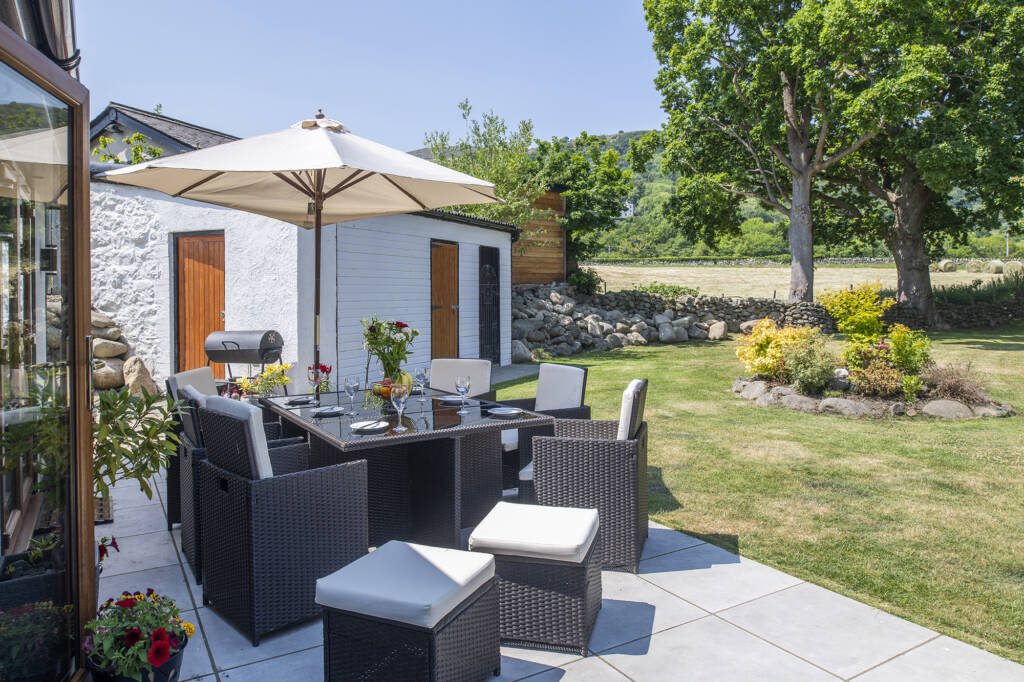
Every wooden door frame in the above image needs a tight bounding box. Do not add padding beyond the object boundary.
[0,19,94,672]
[171,230,225,375]
[430,239,459,358]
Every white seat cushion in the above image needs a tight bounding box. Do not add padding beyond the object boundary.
[179,384,209,408]
[519,461,533,482]
[469,501,599,564]
[616,378,648,441]
[204,396,273,479]
[167,367,217,399]
[315,541,495,629]
[429,358,491,395]
[534,363,586,412]
[500,429,519,452]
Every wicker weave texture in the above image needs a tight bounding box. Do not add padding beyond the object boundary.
[459,431,502,528]
[323,580,499,682]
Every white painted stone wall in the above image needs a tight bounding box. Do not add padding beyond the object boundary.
[91,181,512,389]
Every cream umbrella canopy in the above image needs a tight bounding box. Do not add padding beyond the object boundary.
[97,112,501,393]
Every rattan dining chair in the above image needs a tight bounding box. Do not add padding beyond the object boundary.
[197,397,368,645]
[527,378,649,572]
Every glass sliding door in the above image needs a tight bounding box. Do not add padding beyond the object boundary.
[0,58,75,681]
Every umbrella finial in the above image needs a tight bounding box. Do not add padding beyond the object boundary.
[315,109,325,120]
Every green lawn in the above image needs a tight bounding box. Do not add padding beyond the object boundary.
[496,322,1024,664]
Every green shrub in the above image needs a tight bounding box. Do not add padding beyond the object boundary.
[819,282,895,339]
[851,358,905,398]
[735,320,817,380]
[886,324,932,374]
[902,375,924,403]
[633,281,700,298]
[567,267,603,295]
[783,331,838,395]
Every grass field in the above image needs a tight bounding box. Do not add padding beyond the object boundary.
[495,322,1024,664]
[590,263,1002,299]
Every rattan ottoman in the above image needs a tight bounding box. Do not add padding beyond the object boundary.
[315,541,500,681]
[468,501,601,655]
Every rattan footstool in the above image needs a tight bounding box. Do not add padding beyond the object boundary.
[315,540,500,681]
[468,501,601,655]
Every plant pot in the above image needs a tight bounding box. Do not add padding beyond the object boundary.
[0,549,66,611]
[87,636,188,682]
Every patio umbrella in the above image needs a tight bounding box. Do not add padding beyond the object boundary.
[97,112,501,392]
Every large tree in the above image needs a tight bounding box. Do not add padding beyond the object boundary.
[817,0,1024,324]
[642,0,945,301]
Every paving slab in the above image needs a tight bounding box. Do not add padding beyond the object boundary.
[493,363,540,385]
[854,635,1024,682]
[529,655,630,680]
[640,524,706,560]
[588,570,707,653]
[98,502,170,539]
[176,609,215,681]
[599,615,837,681]
[639,542,803,612]
[220,645,323,679]
[197,605,321,671]
[720,581,937,679]
[96,529,180,577]
[494,646,580,680]
[97,563,194,611]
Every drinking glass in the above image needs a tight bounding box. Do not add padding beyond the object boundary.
[343,376,360,414]
[455,375,471,415]
[390,385,409,433]
[414,366,428,402]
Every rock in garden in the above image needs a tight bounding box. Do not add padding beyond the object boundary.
[606,333,624,348]
[511,340,531,363]
[615,321,630,333]
[887,402,907,417]
[674,326,689,342]
[526,329,546,343]
[554,342,572,356]
[92,325,123,341]
[652,313,671,326]
[123,357,158,397]
[677,314,697,328]
[740,319,761,334]
[708,321,728,340]
[984,259,1004,274]
[598,321,614,336]
[732,378,748,393]
[93,337,128,358]
[688,325,709,340]
[782,394,819,413]
[592,339,611,352]
[937,259,957,272]
[770,386,796,398]
[93,358,125,389]
[818,397,872,417]
[626,331,647,346]
[91,308,117,328]
[549,291,564,304]
[755,392,779,407]
[1004,261,1023,277]
[970,403,1013,418]
[657,323,676,343]
[921,399,973,419]
[740,380,769,401]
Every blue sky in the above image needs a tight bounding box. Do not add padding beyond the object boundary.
[76,1,664,151]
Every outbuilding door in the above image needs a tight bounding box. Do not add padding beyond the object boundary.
[478,246,500,363]
[176,233,225,377]
[431,240,459,358]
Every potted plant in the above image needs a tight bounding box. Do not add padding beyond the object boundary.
[0,532,65,611]
[0,600,73,682]
[361,317,419,393]
[237,362,292,399]
[85,590,195,682]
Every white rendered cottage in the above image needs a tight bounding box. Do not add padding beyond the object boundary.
[89,172,515,387]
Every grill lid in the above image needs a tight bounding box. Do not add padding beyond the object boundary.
[204,330,283,365]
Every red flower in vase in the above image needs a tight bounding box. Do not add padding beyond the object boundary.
[124,628,143,648]
[395,321,408,328]
[148,639,171,667]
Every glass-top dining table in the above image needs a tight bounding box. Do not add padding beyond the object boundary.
[260,387,554,548]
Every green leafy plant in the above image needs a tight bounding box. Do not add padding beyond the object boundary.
[735,319,816,381]
[784,331,838,395]
[819,282,895,339]
[633,281,699,298]
[0,601,73,680]
[361,317,419,383]
[92,132,163,165]
[902,375,924,404]
[93,388,180,502]
[887,325,932,374]
[86,590,194,680]
[567,267,604,295]
[237,362,292,397]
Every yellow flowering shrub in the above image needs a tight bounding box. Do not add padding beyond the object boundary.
[238,362,293,396]
[818,282,895,339]
[735,319,816,380]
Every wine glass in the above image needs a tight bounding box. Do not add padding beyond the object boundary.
[390,385,409,433]
[414,366,428,402]
[455,375,471,415]
[343,376,360,415]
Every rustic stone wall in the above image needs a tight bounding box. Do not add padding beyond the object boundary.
[885,297,1024,330]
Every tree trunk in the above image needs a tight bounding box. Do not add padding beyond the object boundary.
[887,170,936,326]
[788,173,814,302]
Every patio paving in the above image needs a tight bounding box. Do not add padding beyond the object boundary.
[97,473,1024,681]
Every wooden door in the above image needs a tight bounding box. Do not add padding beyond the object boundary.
[478,246,500,363]
[176,233,225,377]
[431,240,459,358]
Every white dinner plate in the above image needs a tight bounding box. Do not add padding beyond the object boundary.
[438,395,465,404]
[312,407,346,418]
[488,406,522,418]
[350,420,391,434]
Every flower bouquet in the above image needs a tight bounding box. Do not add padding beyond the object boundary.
[307,362,332,392]
[237,362,292,397]
[85,590,195,682]
[362,317,419,395]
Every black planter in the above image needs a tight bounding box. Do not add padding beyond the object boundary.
[87,637,188,682]
[0,549,66,611]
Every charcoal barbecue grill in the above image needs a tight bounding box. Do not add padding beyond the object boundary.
[204,330,284,380]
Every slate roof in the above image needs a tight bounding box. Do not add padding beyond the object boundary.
[91,102,238,150]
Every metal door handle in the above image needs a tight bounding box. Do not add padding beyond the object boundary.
[451,305,459,311]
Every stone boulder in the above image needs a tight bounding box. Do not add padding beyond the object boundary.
[818,397,872,417]
[123,357,158,398]
[92,308,117,328]
[93,338,128,358]
[739,380,769,401]
[688,325,709,340]
[677,314,697,328]
[781,394,819,413]
[607,333,627,348]
[740,319,761,334]
[971,403,1014,418]
[626,331,647,346]
[511,317,543,340]
[731,378,748,393]
[755,392,779,407]
[93,358,125,390]
[937,259,957,272]
[92,325,123,341]
[708,321,728,340]
[921,399,973,419]
[657,323,676,344]
[511,340,532,363]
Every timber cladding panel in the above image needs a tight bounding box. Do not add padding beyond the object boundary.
[512,190,566,284]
